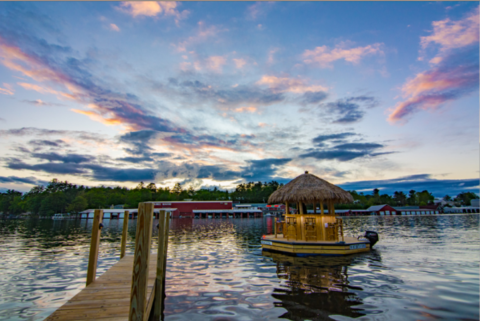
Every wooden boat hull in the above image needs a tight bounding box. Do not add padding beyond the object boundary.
[261,236,371,257]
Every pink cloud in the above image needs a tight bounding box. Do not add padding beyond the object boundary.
[0,37,182,133]
[72,107,123,127]
[110,23,120,32]
[0,83,14,95]
[247,2,274,20]
[173,21,223,52]
[17,82,76,100]
[118,1,186,19]
[267,48,278,64]
[389,7,479,123]
[233,58,246,69]
[234,106,257,113]
[302,43,384,68]
[256,75,327,94]
[0,39,72,85]
[388,54,478,123]
[420,6,479,53]
[194,56,226,73]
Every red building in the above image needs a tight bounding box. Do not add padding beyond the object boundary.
[366,204,398,215]
[152,201,232,218]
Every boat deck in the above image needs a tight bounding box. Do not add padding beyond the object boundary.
[263,235,367,245]
[45,254,157,321]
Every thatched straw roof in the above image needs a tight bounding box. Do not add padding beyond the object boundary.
[268,171,354,204]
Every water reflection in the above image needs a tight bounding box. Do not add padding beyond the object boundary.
[264,251,366,320]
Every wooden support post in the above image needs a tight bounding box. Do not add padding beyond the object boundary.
[320,202,324,215]
[313,202,316,214]
[121,210,130,259]
[154,210,170,320]
[340,218,344,242]
[129,202,154,321]
[86,209,103,286]
[299,202,304,214]
[285,202,289,215]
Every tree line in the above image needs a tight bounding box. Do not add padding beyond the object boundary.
[0,179,283,216]
[0,179,478,217]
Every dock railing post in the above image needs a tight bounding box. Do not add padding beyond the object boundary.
[86,209,103,286]
[121,210,130,259]
[154,210,170,320]
[129,202,154,321]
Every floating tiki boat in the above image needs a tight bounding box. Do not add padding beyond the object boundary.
[261,171,378,256]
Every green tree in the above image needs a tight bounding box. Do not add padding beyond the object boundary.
[407,190,416,205]
[172,183,183,197]
[40,192,67,216]
[67,195,88,214]
[146,183,157,191]
[455,192,479,206]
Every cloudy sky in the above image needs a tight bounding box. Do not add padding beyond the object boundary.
[0,2,478,197]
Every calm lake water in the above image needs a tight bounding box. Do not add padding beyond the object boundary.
[0,214,479,321]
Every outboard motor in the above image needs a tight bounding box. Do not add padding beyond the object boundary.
[359,231,379,248]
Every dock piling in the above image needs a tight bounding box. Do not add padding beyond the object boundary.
[121,210,130,258]
[129,203,155,321]
[153,210,170,320]
[86,209,103,286]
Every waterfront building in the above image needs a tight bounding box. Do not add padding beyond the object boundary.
[79,201,264,219]
[443,206,479,214]
[79,208,177,219]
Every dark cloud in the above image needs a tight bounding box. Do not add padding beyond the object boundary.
[339,174,479,197]
[197,165,241,181]
[85,164,156,182]
[301,91,328,104]
[165,132,240,149]
[7,160,87,174]
[302,136,390,161]
[0,127,106,143]
[312,132,356,144]
[326,101,365,123]
[168,78,285,106]
[300,150,373,161]
[28,139,68,148]
[334,143,384,151]
[151,152,172,158]
[117,156,154,163]
[346,95,379,108]
[119,130,157,155]
[0,175,38,185]
[240,158,292,182]
[322,96,378,124]
[31,152,94,163]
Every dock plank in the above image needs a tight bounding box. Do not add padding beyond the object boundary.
[45,254,157,321]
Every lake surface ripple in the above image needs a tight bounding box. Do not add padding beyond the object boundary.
[0,214,478,320]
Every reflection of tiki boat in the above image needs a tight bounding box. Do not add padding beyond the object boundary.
[264,251,365,319]
[262,171,378,256]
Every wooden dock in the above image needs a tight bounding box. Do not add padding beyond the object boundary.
[46,254,157,321]
[46,203,171,321]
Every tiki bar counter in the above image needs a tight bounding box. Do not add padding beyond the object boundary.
[261,171,378,256]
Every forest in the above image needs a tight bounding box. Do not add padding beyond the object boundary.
[0,178,478,216]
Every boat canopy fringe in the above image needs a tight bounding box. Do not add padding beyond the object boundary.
[268,171,354,204]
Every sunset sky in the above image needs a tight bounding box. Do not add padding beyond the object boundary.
[0,2,478,197]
